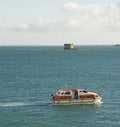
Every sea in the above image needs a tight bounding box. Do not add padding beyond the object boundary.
[0,45,120,127]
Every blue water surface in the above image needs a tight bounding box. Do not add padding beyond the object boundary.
[0,45,120,127]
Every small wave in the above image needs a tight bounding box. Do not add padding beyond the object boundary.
[0,102,28,107]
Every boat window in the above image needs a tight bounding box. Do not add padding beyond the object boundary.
[83,89,87,93]
[65,92,70,95]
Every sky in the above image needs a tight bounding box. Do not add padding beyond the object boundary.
[0,0,120,45]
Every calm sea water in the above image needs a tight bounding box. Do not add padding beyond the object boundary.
[0,45,120,127]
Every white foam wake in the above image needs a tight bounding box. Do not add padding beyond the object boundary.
[0,101,51,107]
[0,102,28,107]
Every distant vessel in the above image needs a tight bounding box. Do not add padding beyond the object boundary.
[64,43,76,50]
[114,44,120,46]
[51,86,102,105]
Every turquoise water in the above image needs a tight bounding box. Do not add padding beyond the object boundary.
[0,46,120,127]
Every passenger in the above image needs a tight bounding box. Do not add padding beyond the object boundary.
[74,92,78,99]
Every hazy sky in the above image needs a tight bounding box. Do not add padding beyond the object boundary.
[0,0,120,45]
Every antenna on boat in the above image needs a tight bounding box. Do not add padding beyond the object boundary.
[65,84,69,89]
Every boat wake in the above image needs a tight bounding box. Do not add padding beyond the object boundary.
[0,102,51,107]
[0,102,29,107]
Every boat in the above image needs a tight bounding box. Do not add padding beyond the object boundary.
[114,44,120,46]
[51,86,102,105]
[64,43,77,50]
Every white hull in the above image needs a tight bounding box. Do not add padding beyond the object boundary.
[53,98,102,105]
